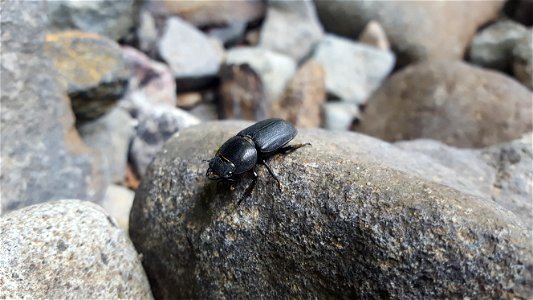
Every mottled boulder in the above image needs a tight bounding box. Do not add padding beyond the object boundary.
[259,0,324,62]
[146,0,265,27]
[1,1,106,213]
[46,0,139,41]
[469,20,529,72]
[356,60,533,148]
[313,35,395,104]
[130,106,200,177]
[315,1,504,66]
[45,31,130,121]
[0,200,152,298]
[130,121,532,299]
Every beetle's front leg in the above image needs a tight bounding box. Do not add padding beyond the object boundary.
[239,168,258,205]
[261,159,282,191]
[279,142,311,155]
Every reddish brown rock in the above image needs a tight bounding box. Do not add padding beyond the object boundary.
[356,60,533,148]
[271,60,325,128]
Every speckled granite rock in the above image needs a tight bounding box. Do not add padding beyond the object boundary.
[356,60,533,148]
[129,121,532,299]
[0,200,153,299]
[45,31,130,121]
[1,1,107,213]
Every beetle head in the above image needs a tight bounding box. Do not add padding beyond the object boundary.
[205,155,235,180]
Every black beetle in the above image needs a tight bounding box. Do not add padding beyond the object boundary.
[205,118,309,200]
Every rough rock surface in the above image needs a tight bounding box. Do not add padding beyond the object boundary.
[1,1,106,213]
[315,1,504,66]
[356,60,533,148]
[146,0,265,27]
[0,200,152,298]
[313,35,395,104]
[271,60,326,128]
[129,121,532,299]
[469,20,529,72]
[46,0,139,41]
[78,107,135,183]
[259,0,324,62]
[225,47,296,106]
[158,17,223,80]
[396,134,533,230]
[45,31,130,121]
[512,32,533,89]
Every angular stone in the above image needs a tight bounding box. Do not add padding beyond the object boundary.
[78,107,135,184]
[0,200,152,298]
[146,0,265,27]
[315,1,504,66]
[1,1,107,213]
[122,46,177,109]
[130,121,532,299]
[219,64,266,120]
[225,47,297,106]
[45,31,130,121]
[469,20,529,72]
[46,0,139,41]
[271,60,326,127]
[158,17,223,80]
[259,0,324,62]
[313,35,395,104]
[356,60,533,148]
[358,20,390,50]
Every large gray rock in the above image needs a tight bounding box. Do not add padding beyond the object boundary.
[469,20,529,72]
[313,35,395,104]
[356,60,533,148]
[46,0,139,41]
[1,1,107,213]
[259,0,324,62]
[130,121,532,299]
[315,1,504,66]
[225,47,297,106]
[158,17,223,80]
[0,200,152,298]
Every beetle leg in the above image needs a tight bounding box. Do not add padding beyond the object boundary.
[261,159,282,190]
[239,168,258,205]
[279,142,311,155]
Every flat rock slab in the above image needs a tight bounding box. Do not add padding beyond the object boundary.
[130,121,532,299]
[0,200,152,299]
[1,1,107,213]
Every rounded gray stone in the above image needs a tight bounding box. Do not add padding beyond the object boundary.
[0,200,153,299]
[130,121,532,299]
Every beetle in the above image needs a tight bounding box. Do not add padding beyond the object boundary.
[205,118,309,200]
